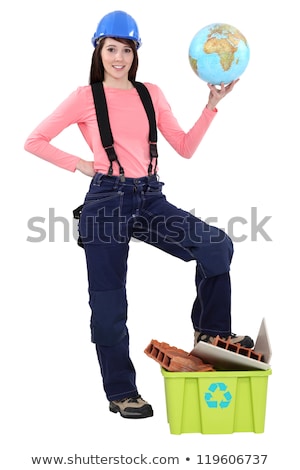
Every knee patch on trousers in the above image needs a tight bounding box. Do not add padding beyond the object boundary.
[89,288,128,346]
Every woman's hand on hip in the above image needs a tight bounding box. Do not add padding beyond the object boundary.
[76,159,96,177]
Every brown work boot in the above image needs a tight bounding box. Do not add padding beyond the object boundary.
[194,331,254,348]
[109,395,153,419]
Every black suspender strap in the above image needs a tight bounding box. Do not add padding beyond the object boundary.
[91,82,125,180]
[133,81,158,176]
[91,81,158,179]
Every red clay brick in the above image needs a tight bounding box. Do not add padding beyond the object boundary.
[144,340,215,372]
[212,336,263,361]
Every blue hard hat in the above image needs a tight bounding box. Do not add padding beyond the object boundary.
[92,10,142,48]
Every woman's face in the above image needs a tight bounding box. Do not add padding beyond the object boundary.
[101,38,134,84]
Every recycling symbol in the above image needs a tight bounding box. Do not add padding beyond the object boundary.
[204,382,232,408]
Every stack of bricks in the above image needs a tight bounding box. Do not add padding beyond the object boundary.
[211,336,263,361]
[144,339,215,372]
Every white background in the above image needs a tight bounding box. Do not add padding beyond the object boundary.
[1,0,299,468]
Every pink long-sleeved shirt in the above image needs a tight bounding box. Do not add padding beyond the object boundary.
[24,82,216,178]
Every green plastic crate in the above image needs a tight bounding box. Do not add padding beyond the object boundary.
[161,368,272,434]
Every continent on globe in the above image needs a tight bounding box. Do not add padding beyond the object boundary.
[188,23,250,85]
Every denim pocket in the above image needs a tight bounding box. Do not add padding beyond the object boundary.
[79,190,125,245]
[83,190,123,208]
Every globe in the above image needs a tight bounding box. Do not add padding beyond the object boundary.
[189,23,250,85]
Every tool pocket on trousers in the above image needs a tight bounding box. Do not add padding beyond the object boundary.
[73,204,84,248]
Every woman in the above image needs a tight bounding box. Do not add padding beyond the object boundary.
[24,10,253,420]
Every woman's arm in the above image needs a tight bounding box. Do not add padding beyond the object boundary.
[24,87,91,172]
[148,81,238,158]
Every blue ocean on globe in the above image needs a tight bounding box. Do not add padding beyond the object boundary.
[189,23,250,85]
